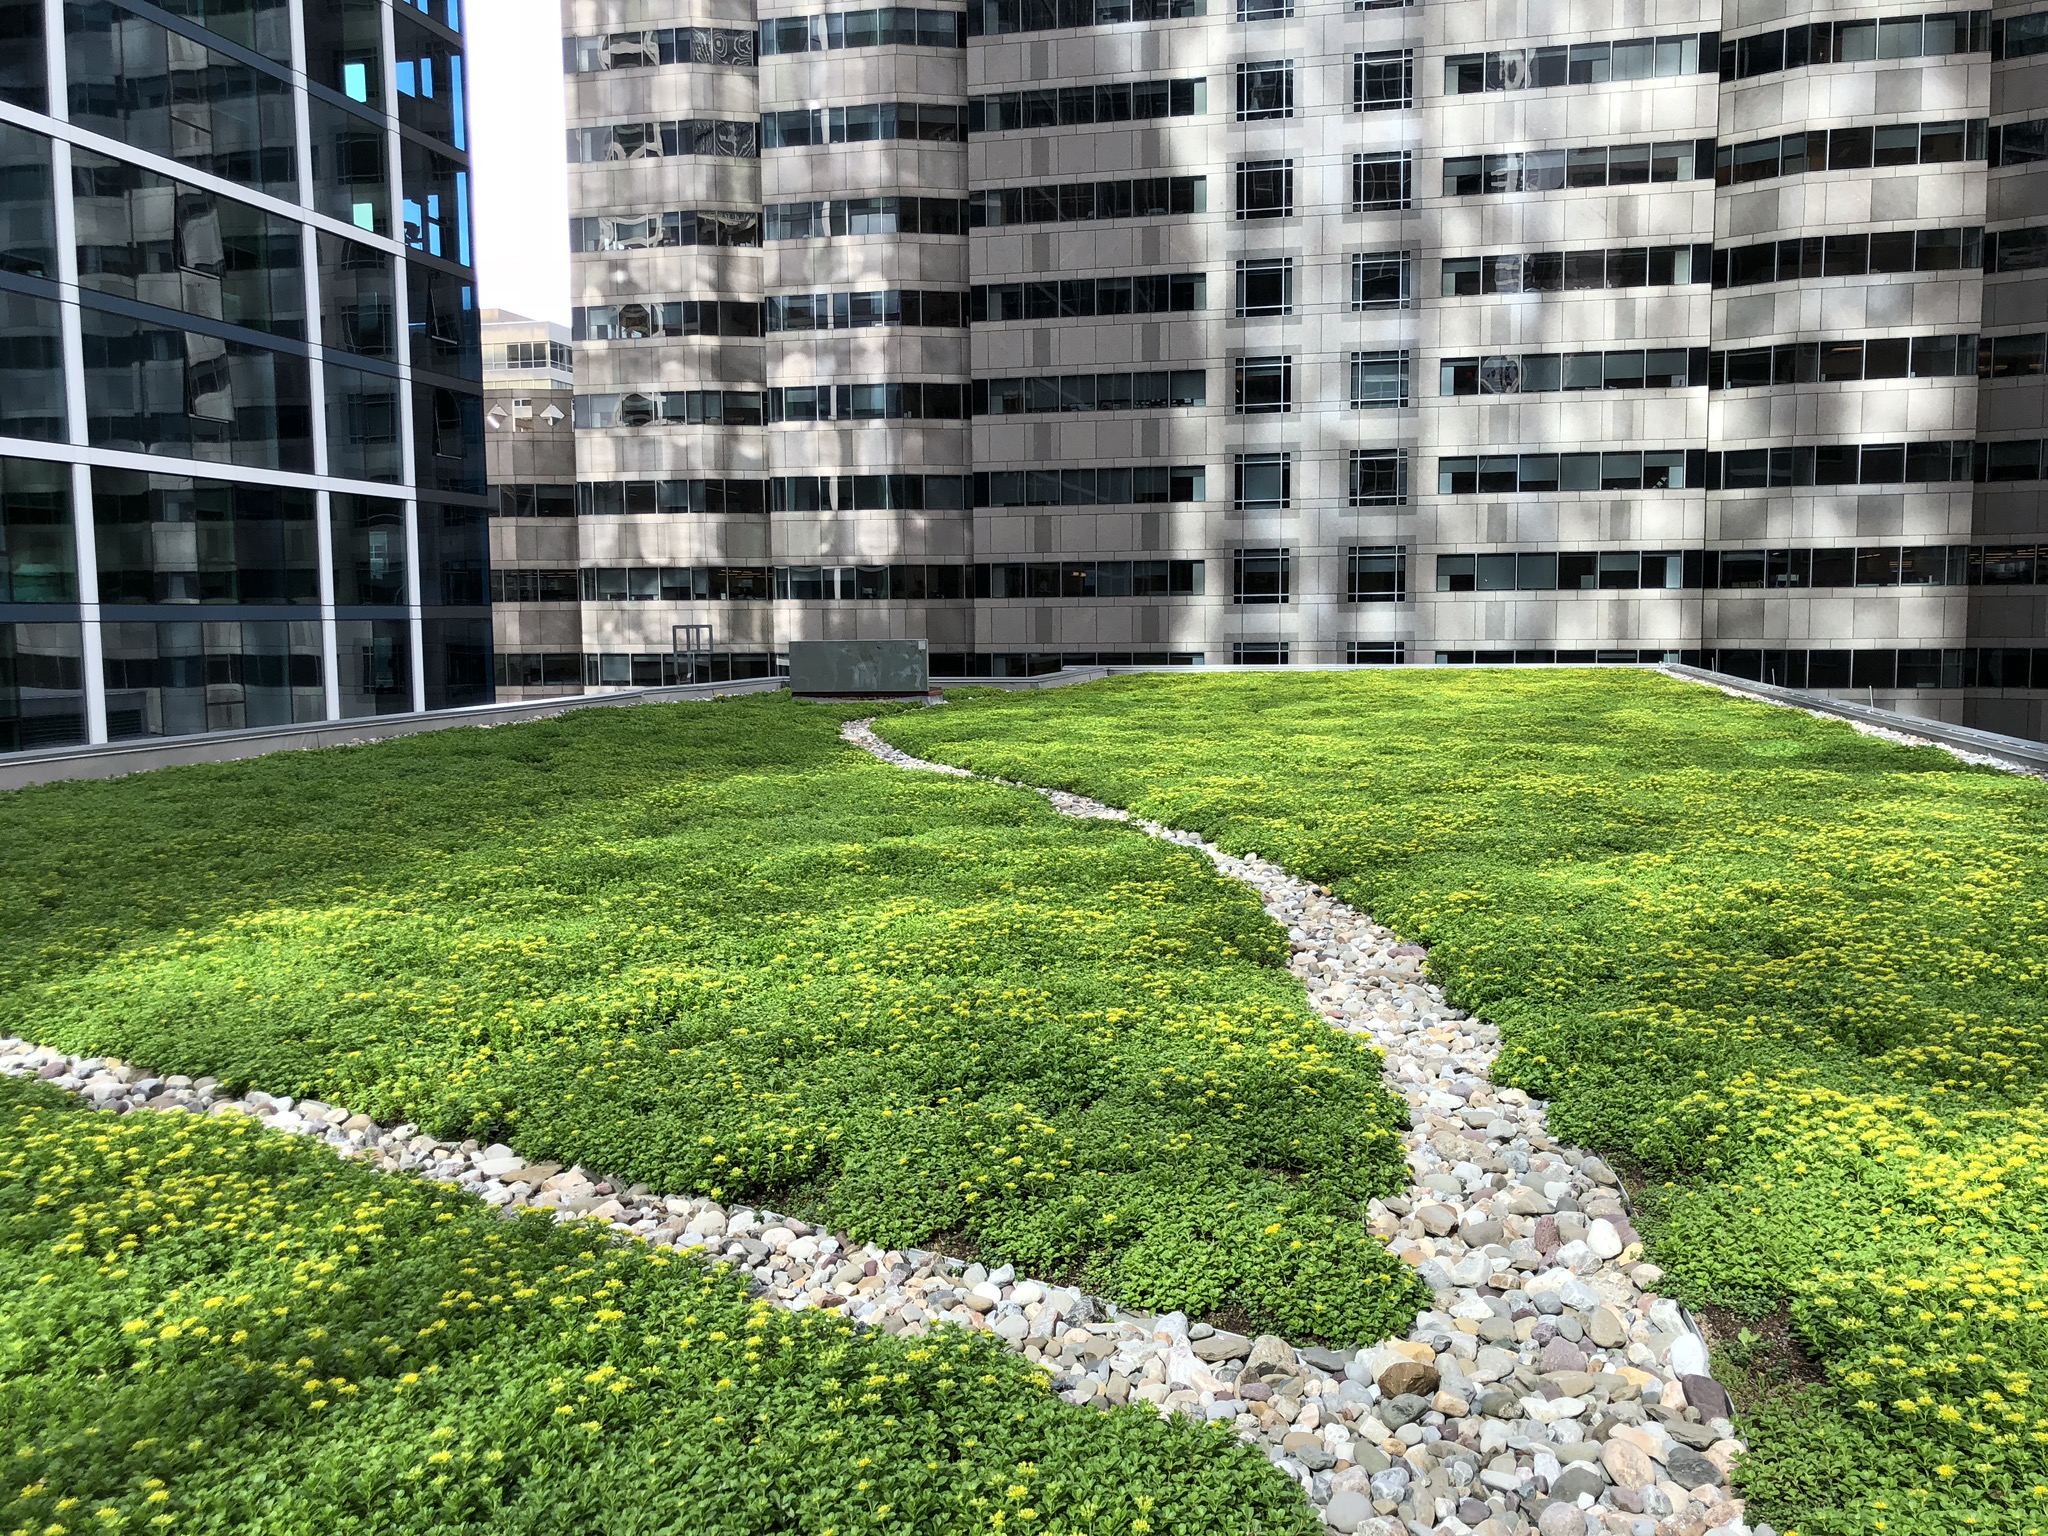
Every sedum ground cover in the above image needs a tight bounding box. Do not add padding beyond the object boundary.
[0,695,1418,1337]
[0,695,1437,1530]
[878,671,2048,1536]
[0,1072,1319,1535]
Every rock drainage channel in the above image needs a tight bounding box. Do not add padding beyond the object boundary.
[0,727,1760,1536]
[842,718,1759,1536]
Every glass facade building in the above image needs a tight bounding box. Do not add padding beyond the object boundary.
[0,0,490,755]
[545,0,2048,741]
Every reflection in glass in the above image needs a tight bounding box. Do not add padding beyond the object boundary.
[65,0,298,197]
[400,139,471,265]
[397,0,459,34]
[311,97,391,235]
[92,468,317,605]
[0,290,66,442]
[101,618,323,737]
[335,617,412,716]
[0,123,57,279]
[330,493,407,606]
[0,458,75,603]
[71,147,305,338]
[318,233,396,359]
[0,0,46,112]
[406,260,479,378]
[413,384,484,494]
[323,357,403,482]
[0,623,86,752]
[418,499,488,605]
[395,14,465,147]
[81,306,312,468]
[154,0,290,63]
[423,616,491,708]
[303,0,383,106]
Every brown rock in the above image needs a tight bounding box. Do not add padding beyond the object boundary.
[1417,1203,1458,1236]
[1244,1334,1299,1379]
[1588,1306,1629,1349]
[1377,1359,1440,1399]
[1610,1425,1665,1462]
[1192,1330,1252,1363]
[1601,1437,1658,1489]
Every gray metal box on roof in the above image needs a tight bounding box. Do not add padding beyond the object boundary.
[787,640,931,698]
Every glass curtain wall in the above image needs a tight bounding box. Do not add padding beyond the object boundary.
[0,0,493,754]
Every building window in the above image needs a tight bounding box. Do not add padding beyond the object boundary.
[1236,159,1293,218]
[1236,258,1294,316]
[1237,0,1292,18]
[969,177,1206,229]
[1352,251,1411,309]
[501,341,573,369]
[762,9,968,52]
[1347,641,1406,664]
[1432,550,1689,592]
[1437,450,1706,494]
[1447,34,1710,93]
[1235,356,1292,413]
[1236,61,1293,119]
[1354,50,1414,110]
[975,560,1206,597]
[974,371,1207,414]
[1440,347,1708,394]
[1347,546,1407,601]
[1350,351,1411,409]
[1707,334,1976,390]
[971,79,1206,132]
[1232,548,1291,604]
[1232,641,1291,663]
[1446,243,1710,295]
[1738,16,1991,77]
[1447,140,1711,195]
[972,275,1202,322]
[1996,12,2048,58]
[1349,449,1409,505]
[1234,453,1290,510]
[1352,152,1412,211]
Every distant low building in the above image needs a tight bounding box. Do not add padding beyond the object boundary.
[484,311,583,696]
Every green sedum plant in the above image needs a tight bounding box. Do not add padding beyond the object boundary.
[0,1074,1319,1534]
[879,670,2048,1536]
[0,696,1419,1342]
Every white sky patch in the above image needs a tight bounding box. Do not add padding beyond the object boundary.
[467,0,570,323]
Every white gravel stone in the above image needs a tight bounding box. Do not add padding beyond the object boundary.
[834,718,1752,1534]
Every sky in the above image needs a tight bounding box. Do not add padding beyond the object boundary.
[467,0,571,324]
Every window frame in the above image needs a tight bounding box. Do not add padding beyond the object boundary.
[1235,158,1295,219]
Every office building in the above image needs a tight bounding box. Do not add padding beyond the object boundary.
[539,0,2046,735]
[0,0,491,756]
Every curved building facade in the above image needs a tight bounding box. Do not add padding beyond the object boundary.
[533,0,2048,736]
